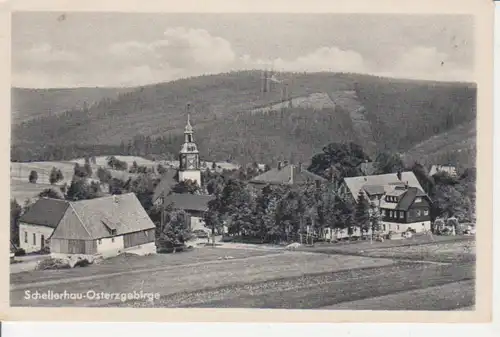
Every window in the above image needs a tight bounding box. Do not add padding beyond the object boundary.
[111,229,117,235]
[423,209,429,216]
[397,225,400,230]
[381,209,386,216]
[415,210,421,217]
[33,233,36,245]
[399,211,404,219]
[98,239,102,245]
[24,231,28,243]
[415,197,422,203]
[390,211,394,218]
[111,237,115,243]
[383,224,386,231]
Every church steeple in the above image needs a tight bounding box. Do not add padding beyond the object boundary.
[178,103,201,185]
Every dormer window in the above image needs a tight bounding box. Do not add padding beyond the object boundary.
[111,229,117,236]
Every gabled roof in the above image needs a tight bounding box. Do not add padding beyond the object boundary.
[250,164,326,185]
[152,170,178,202]
[380,187,429,211]
[50,193,155,240]
[164,193,215,212]
[19,198,70,228]
[343,171,423,201]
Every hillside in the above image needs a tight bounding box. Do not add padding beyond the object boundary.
[11,71,477,166]
[11,87,134,124]
[402,120,476,169]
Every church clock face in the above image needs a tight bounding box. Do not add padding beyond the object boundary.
[186,154,197,169]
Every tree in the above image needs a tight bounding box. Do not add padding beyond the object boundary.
[84,162,93,177]
[49,167,64,185]
[373,152,405,174]
[172,180,200,195]
[157,204,191,250]
[369,201,382,241]
[10,199,22,245]
[157,164,167,175]
[73,163,88,178]
[106,156,128,171]
[354,190,370,236]
[65,177,100,201]
[28,170,38,183]
[308,142,370,180]
[97,167,112,184]
[38,188,64,199]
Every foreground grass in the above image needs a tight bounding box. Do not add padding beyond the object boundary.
[11,251,394,307]
[321,280,475,311]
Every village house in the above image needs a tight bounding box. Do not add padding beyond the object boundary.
[326,171,431,239]
[429,164,458,177]
[249,161,326,188]
[378,185,432,234]
[46,193,156,259]
[163,193,215,232]
[18,198,69,253]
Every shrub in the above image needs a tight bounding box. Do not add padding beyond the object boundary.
[28,170,38,183]
[35,258,71,270]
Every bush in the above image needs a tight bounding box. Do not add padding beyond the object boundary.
[29,170,38,183]
[36,258,71,270]
[14,248,26,257]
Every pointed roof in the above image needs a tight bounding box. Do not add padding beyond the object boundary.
[49,193,155,240]
[184,113,193,134]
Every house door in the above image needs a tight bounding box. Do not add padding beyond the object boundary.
[41,235,45,249]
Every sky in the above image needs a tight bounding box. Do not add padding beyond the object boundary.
[11,12,475,88]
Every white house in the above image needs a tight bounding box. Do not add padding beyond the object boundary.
[18,198,70,253]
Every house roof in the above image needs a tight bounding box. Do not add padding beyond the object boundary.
[250,164,326,185]
[362,184,385,196]
[164,193,215,212]
[152,170,178,202]
[49,193,155,240]
[19,198,70,228]
[343,171,424,201]
[380,187,429,211]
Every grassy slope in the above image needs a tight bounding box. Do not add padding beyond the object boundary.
[11,87,135,124]
[12,71,477,165]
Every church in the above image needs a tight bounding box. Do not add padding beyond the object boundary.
[152,108,202,206]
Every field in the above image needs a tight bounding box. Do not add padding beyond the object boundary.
[10,237,475,310]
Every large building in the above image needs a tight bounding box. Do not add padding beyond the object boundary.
[249,161,326,188]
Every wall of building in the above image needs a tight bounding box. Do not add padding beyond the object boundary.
[19,223,54,253]
[96,235,124,257]
[50,238,97,255]
[380,221,431,234]
[123,229,155,249]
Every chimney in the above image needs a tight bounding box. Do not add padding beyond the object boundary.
[278,161,283,170]
[396,170,402,181]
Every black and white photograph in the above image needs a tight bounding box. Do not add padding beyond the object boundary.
[4,0,493,320]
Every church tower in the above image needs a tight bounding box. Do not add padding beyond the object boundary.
[178,104,201,185]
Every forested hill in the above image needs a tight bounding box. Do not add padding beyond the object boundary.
[11,71,477,166]
[11,87,134,124]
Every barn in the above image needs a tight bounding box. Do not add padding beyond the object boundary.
[48,193,157,259]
